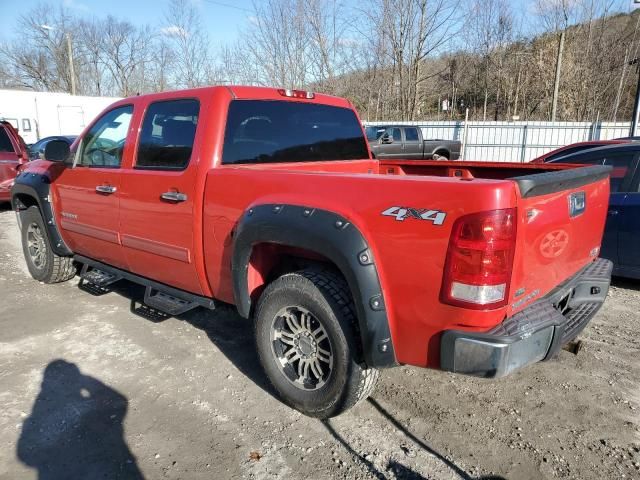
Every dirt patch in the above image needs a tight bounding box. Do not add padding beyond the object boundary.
[0,208,638,479]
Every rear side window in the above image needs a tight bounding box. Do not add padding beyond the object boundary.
[551,150,635,193]
[603,153,634,193]
[222,100,369,164]
[551,154,603,166]
[546,145,604,162]
[0,126,15,153]
[137,99,199,170]
[405,127,419,142]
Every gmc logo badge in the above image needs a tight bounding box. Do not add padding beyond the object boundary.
[568,191,586,217]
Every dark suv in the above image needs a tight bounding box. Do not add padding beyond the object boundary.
[549,143,640,279]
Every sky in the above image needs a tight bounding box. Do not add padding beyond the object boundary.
[0,0,256,45]
[0,0,637,46]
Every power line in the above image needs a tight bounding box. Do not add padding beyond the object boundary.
[202,0,253,13]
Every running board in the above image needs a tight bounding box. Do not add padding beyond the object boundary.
[144,286,199,316]
[80,263,123,287]
[74,255,216,315]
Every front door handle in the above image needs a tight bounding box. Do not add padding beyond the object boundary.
[608,209,619,216]
[95,185,117,194]
[161,191,188,202]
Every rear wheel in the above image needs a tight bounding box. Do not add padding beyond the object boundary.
[254,268,379,418]
[20,206,75,283]
[432,150,450,160]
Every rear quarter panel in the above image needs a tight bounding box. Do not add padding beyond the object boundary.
[203,167,517,368]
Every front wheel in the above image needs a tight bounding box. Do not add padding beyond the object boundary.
[254,268,379,418]
[20,206,75,283]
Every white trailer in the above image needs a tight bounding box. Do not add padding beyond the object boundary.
[0,90,120,144]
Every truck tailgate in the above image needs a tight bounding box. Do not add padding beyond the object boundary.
[508,165,611,314]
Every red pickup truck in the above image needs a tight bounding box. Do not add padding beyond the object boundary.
[11,86,613,418]
[0,120,29,203]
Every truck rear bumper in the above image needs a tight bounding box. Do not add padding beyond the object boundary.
[440,258,612,378]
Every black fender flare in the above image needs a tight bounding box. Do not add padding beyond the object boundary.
[11,171,73,256]
[232,204,397,369]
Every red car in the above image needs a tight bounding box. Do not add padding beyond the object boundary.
[0,120,29,203]
[530,139,632,163]
[11,86,613,417]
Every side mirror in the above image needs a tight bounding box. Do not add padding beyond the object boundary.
[44,140,71,163]
[381,135,393,144]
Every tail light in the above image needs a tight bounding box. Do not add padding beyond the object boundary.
[277,88,315,99]
[441,208,517,309]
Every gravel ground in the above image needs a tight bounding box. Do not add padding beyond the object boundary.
[0,205,639,480]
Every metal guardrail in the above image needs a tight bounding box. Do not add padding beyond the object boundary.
[364,120,632,162]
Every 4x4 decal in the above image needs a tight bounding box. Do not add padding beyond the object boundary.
[381,206,447,225]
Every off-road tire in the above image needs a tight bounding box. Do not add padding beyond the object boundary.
[254,268,379,418]
[20,206,75,283]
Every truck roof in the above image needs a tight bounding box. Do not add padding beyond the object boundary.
[109,86,353,109]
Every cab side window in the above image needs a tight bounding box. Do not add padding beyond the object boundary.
[391,128,402,142]
[136,99,200,170]
[79,105,133,167]
[404,127,419,142]
[603,153,634,193]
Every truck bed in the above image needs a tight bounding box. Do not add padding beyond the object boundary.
[233,157,602,182]
[210,156,610,368]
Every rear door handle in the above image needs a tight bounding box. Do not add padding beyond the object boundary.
[95,185,117,194]
[161,191,188,202]
[608,209,619,216]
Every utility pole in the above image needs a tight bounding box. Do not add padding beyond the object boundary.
[629,57,640,137]
[66,32,76,96]
[551,30,565,122]
[41,24,76,95]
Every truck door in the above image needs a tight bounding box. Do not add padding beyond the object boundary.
[118,98,204,294]
[402,127,422,159]
[52,105,134,269]
[615,154,640,271]
[550,151,634,266]
[377,127,403,158]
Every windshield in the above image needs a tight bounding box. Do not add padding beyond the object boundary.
[0,126,15,153]
[222,100,369,164]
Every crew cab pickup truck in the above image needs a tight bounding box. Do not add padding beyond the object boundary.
[366,124,461,160]
[0,120,29,203]
[11,86,612,418]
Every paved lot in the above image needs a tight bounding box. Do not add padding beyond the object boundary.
[0,205,639,480]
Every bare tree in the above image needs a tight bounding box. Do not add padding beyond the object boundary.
[163,0,211,88]
[465,0,514,120]
[363,0,460,120]
[0,5,78,93]
[100,17,154,96]
[1,0,638,124]
[238,0,310,88]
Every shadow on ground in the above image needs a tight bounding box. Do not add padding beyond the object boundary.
[83,279,506,480]
[612,276,640,291]
[103,281,278,398]
[17,359,144,480]
[322,398,507,480]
